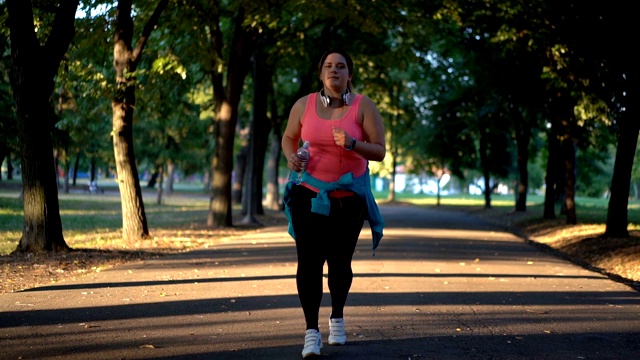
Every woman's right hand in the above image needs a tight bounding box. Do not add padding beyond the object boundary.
[288,152,302,172]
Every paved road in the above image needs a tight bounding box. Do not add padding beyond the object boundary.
[2,204,639,360]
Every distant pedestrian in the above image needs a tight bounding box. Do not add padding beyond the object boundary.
[281,48,386,358]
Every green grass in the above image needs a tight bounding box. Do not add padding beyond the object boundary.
[374,191,640,225]
[2,185,640,255]
[0,185,212,255]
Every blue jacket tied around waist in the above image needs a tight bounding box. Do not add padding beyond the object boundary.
[283,168,384,255]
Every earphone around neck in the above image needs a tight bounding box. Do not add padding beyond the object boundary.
[320,88,351,107]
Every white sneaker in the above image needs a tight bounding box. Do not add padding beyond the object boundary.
[328,318,346,345]
[302,329,322,358]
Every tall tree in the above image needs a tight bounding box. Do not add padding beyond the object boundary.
[543,117,561,219]
[111,0,168,241]
[206,5,256,227]
[241,42,271,222]
[593,4,640,237]
[264,102,283,210]
[6,0,79,253]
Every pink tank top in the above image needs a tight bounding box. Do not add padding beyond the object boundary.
[300,92,367,185]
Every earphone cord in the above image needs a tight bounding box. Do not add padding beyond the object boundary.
[330,104,346,207]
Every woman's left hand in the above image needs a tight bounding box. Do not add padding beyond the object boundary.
[332,127,351,149]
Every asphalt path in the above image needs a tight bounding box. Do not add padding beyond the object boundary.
[1,203,639,360]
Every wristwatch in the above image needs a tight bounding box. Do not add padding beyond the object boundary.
[346,138,356,151]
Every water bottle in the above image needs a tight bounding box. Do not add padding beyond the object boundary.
[296,141,310,184]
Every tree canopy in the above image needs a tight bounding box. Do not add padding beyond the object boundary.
[1,0,637,253]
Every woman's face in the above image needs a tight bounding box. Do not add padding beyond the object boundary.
[321,53,351,90]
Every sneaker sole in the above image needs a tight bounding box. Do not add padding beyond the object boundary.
[302,348,322,358]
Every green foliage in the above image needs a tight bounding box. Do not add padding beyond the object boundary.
[51,4,116,174]
[576,145,615,198]
[0,29,17,160]
[4,0,636,232]
[632,139,640,199]
[135,48,209,177]
[527,151,545,193]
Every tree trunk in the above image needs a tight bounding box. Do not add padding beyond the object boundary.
[111,0,168,241]
[165,160,175,194]
[556,138,567,216]
[0,149,5,181]
[386,153,397,202]
[203,167,212,195]
[436,174,441,206]
[54,149,61,189]
[513,109,531,212]
[562,137,577,224]
[72,152,80,186]
[7,155,14,180]
[208,100,237,227]
[544,110,565,220]
[156,165,164,205]
[265,132,282,210]
[605,109,640,237]
[7,0,79,253]
[112,97,149,240]
[207,8,255,227]
[264,78,283,211]
[240,123,259,224]
[245,47,271,217]
[63,159,70,194]
[386,88,399,203]
[483,171,492,209]
[479,129,492,209]
[233,143,248,204]
[89,158,97,182]
[147,170,159,188]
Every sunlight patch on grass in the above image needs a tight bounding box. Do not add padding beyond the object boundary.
[144,205,209,214]
[60,209,122,216]
[159,198,210,207]
[404,197,519,207]
[0,208,22,216]
[66,231,127,250]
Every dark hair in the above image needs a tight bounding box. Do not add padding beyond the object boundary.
[317,48,354,89]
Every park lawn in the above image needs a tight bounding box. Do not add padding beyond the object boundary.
[2,188,640,255]
[0,184,235,255]
[1,185,639,293]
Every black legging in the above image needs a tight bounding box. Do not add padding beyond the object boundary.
[288,185,366,331]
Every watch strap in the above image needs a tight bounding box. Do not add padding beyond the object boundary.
[346,138,356,151]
